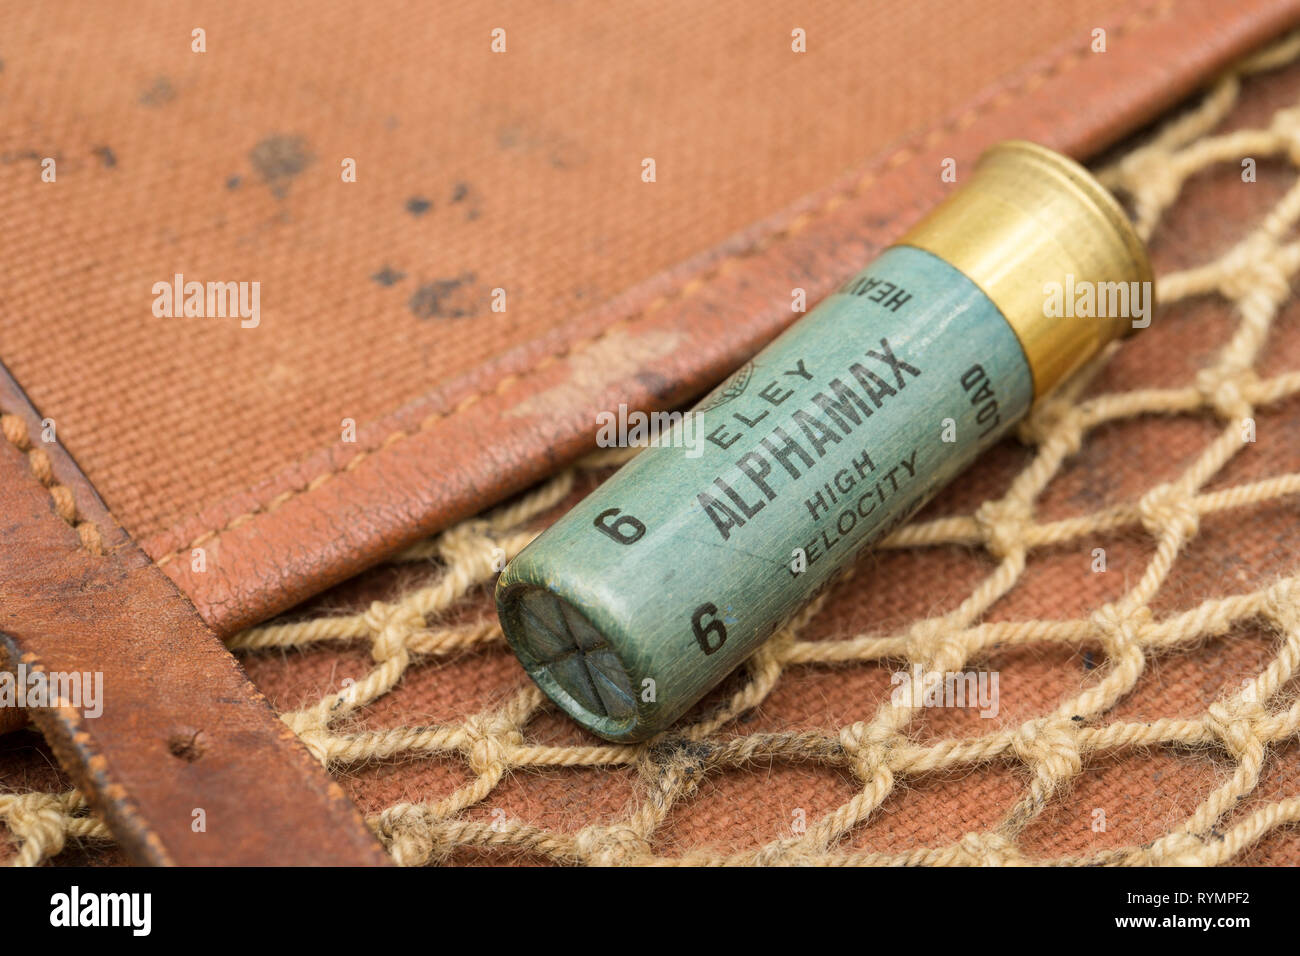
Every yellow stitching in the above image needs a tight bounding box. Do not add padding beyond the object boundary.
[0,413,104,556]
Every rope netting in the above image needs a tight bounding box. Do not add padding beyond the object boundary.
[6,32,1300,867]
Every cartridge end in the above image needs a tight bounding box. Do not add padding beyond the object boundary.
[900,140,1154,399]
[497,582,642,739]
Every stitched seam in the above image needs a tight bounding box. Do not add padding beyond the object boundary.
[1,412,105,555]
[151,0,1171,569]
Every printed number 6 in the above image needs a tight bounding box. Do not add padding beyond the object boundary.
[593,508,647,545]
[692,603,727,655]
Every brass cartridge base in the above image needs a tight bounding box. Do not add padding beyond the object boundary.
[901,140,1154,400]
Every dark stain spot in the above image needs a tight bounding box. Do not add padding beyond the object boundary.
[1,149,48,166]
[226,174,242,189]
[405,196,432,216]
[1083,650,1095,671]
[649,736,714,769]
[139,76,175,107]
[409,273,477,319]
[451,182,469,202]
[466,208,480,221]
[548,138,584,170]
[92,145,116,168]
[497,123,584,170]
[249,135,313,199]
[371,266,406,287]
[634,370,674,401]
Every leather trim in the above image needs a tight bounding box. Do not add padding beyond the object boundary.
[0,364,389,865]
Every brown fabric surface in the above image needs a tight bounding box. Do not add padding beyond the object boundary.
[7,0,1298,637]
[0,0,1118,537]
[8,41,1300,864]
[0,0,1106,542]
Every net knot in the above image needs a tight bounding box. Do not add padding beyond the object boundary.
[750,836,811,866]
[1264,578,1300,632]
[462,716,517,777]
[6,794,68,861]
[436,520,500,577]
[364,600,421,662]
[1146,830,1208,867]
[1016,399,1085,454]
[954,830,1022,866]
[975,497,1033,561]
[1217,237,1292,315]
[1089,602,1151,661]
[1205,698,1266,761]
[573,824,649,865]
[1110,150,1182,223]
[1272,104,1300,164]
[1138,482,1199,541]
[1012,716,1083,786]
[904,618,966,671]
[1194,365,1257,422]
[839,720,897,779]
[377,803,442,867]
